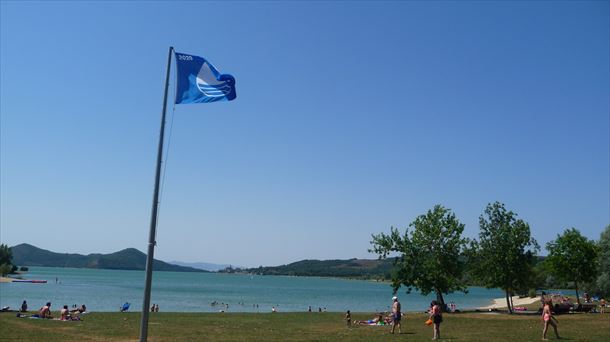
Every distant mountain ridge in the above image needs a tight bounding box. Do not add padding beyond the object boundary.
[168,260,234,272]
[243,258,396,279]
[10,243,206,272]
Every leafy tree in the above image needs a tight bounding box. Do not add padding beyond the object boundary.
[595,225,610,297]
[0,264,11,277]
[546,228,599,305]
[370,205,469,311]
[470,202,539,313]
[0,244,14,276]
[0,244,12,264]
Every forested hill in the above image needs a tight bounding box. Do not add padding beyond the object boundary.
[242,258,395,279]
[10,243,206,272]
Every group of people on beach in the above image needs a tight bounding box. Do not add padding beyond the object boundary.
[344,294,567,341]
[346,297,444,339]
[17,300,86,321]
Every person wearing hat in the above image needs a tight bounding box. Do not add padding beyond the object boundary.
[391,296,402,334]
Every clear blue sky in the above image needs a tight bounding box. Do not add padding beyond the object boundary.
[1,1,608,267]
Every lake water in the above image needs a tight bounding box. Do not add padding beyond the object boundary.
[1,267,505,313]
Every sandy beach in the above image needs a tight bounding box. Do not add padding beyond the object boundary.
[0,276,13,283]
[478,295,540,309]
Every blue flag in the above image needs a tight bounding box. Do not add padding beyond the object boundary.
[174,52,236,104]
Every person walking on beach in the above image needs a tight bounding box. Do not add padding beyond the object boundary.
[542,299,560,340]
[391,296,402,334]
[429,300,443,340]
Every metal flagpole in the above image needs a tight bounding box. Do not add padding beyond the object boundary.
[139,46,174,342]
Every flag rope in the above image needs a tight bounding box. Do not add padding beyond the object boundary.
[155,94,177,242]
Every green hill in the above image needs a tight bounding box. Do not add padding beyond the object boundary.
[242,258,395,279]
[10,243,206,272]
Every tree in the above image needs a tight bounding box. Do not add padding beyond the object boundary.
[370,205,469,311]
[546,228,599,305]
[0,244,14,276]
[595,225,610,297]
[470,202,539,314]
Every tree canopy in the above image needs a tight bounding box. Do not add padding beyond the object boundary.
[595,225,610,297]
[0,244,14,276]
[546,228,599,305]
[370,204,469,311]
[469,202,539,313]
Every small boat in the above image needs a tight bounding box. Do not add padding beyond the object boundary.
[12,279,47,283]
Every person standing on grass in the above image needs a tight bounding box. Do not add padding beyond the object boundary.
[542,299,560,340]
[429,300,443,340]
[391,296,402,334]
[345,310,351,327]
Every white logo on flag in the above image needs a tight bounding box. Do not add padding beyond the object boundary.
[196,63,232,97]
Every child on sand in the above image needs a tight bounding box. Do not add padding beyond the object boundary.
[542,299,560,340]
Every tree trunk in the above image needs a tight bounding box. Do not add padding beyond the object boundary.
[510,292,514,310]
[575,281,581,306]
[505,290,513,314]
[436,291,446,312]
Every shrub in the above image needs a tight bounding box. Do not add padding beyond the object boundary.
[0,263,11,276]
[529,288,537,298]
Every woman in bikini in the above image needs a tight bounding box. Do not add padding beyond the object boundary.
[542,299,560,340]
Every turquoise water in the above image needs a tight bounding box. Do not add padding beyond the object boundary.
[1,267,504,313]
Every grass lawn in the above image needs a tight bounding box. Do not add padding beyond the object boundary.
[1,311,609,341]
